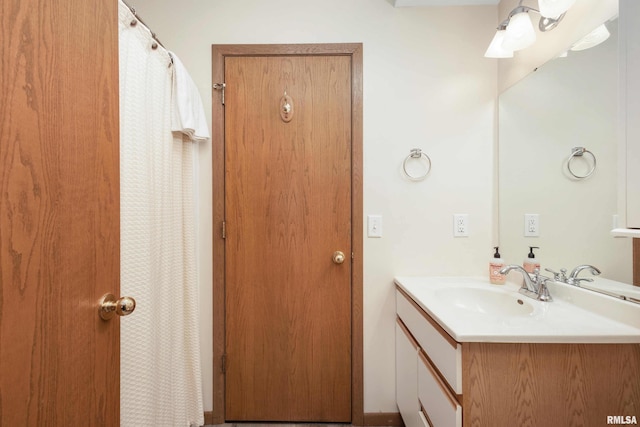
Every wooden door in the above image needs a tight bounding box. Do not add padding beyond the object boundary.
[0,0,120,425]
[224,54,353,422]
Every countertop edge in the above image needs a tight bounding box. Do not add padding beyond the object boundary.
[394,276,640,344]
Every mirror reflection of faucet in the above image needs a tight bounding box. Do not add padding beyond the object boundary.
[545,264,601,286]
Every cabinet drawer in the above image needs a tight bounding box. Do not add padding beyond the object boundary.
[418,351,462,427]
[418,408,431,427]
[396,319,421,427]
[396,288,462,394]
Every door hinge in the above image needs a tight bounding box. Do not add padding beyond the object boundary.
[221,354,227,373]
[213,82,226,105]
[222,221,226,239]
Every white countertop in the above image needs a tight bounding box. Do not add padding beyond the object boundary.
[394,276,640,344]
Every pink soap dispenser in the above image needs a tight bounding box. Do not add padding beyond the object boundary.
[489,246,506,285]
[523,246,541,274]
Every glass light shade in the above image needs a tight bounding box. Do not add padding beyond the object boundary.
[570,24,611,51]
[484,30,514,58]
[538,0,576,18]
[502,12,536,51]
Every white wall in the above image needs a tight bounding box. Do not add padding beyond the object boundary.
[129,0,497,413]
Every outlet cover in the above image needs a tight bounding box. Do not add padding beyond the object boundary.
[524,213,540,237]
[453,214,469,237]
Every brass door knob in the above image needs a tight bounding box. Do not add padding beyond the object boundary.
[332,251,346,264]
[99,294,136,320]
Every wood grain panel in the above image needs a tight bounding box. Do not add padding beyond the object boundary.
[211,45,227,426]
[462,343,640,427]
[212,43,363,425]
[224,55,352,422]
[0,0,120,425]
[363,412,404,427]
[350,43,364,427]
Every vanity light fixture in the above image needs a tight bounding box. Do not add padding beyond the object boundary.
[537,0,576,19]
[539,13,565,32]
[502,7,537,51]
[570,23,611,51]
[484,0,574,59]
[484,22,514,58]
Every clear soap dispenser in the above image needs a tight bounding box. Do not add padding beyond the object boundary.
[523,246,541,274]
[489,246,506,285]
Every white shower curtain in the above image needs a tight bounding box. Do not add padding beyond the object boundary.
[118,2,204,426]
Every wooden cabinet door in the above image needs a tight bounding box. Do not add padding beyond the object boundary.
[0,1,120,425]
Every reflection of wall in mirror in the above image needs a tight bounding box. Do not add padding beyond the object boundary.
[499,19,633,285]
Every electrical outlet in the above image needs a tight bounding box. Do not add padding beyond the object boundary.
[524,214,539,237]
[453,214,469,237]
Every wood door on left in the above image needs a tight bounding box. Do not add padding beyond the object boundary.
[0,0,120,425]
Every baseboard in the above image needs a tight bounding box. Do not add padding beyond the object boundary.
[363,412,404,427]
[204,411,401,426]
[203,411,214,425]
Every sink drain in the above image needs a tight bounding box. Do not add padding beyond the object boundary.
[517,299,524,305]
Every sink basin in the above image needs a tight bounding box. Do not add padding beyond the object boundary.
[394,276,640,342]
[434,287,535,316]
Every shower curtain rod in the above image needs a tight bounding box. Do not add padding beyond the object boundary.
[120,0,173,64]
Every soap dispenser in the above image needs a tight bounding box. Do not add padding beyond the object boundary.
[523,246,541,274]
[489,246,506,285]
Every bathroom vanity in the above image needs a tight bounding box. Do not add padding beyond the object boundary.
[395,277,640,427]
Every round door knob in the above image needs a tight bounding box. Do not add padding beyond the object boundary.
[99,294,136,320]
[332,251,346,264]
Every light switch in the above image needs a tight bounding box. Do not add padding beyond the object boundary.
[367,215,383,238]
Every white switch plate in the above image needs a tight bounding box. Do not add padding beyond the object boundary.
[524,213,540,237]
[367,214,383,238]
[453,214,469,237]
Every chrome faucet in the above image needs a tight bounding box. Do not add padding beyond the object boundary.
[545,267,567,283]
[499,265,553,302]
[566,264,601,286]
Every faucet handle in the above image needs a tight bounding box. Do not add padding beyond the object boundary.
[545,267,567,282]
[532,268,550,281]
[536,277,554,302]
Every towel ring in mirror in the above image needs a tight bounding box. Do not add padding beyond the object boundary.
[402,148,432,181]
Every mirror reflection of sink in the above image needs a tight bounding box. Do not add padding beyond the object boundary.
[580,278,640,301]
[435,287,535,317]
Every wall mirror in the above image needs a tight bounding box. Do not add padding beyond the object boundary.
[498,16,638,300]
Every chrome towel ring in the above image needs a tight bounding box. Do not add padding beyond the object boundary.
[402,148,432,181]
[567,147,596,179]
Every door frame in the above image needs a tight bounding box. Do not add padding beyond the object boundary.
[211,43,363,425]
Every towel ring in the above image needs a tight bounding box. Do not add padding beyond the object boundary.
[567,147,596,179]
[402,148,432,181]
